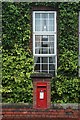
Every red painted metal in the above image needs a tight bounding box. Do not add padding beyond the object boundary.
[36,83,47,109]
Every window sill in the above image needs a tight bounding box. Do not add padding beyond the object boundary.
[31,72,53,78]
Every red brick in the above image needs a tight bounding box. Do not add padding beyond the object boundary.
[2,107,80,120]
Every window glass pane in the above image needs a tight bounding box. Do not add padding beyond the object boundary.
[41,47,48,54]
[35,13,40,18]
[49,36,54,41]
[35,48,39,54]
[49,48,54,54]
[49,21,54,31]
[35,36,41,54]
[35,13,55,31]
[49,57,55,63]
[34,64,40,71]
[35,20,40,31]
[42,64,48,70]
[42,13,48,31]
[35,36,40,42]
[49,13,54,31]
[49,64,55,70]
[42,13,48,19]
[49,26,54,31]
[49,13,54,19]
[42,57,48,63]
[42,36,48,41]
[35,35,54,54]
[35,13,41,31]
[34,57,40,63]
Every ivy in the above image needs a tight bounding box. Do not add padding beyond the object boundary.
[2,2,33,103]
[2,2,79,103]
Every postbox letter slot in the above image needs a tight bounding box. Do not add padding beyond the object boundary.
[40,91,44,99]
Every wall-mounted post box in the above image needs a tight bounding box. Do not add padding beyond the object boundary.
[37,83,47,108]
[31,73,52,109]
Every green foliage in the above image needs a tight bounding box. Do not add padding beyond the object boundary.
[51,76,79,103]
[2,2,79,103]
[58,49,78,76]
[2,2,33,103]
[51,2,79,103]
[2,45,33,103]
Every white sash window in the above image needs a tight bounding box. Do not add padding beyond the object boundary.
[33,11,57,76]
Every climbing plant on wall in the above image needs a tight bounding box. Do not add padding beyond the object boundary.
[51,2,79,103]
[2,2,33,103]
[2,2,79,103]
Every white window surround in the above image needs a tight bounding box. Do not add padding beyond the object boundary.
[79,12,80,77]
[33,11,57,56]
[33,11,57,76]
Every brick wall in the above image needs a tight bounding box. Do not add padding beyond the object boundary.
[31,73,52,109]
[1,103,80,120]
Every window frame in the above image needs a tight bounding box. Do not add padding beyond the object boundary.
[32,11,57,75]
[33,11,57,56]
[33,11,57,32]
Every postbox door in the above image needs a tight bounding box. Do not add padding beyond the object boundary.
[37,85,47,108]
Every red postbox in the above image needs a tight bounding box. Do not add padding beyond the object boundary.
[31,73,52,109]
[37,83,47,108]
